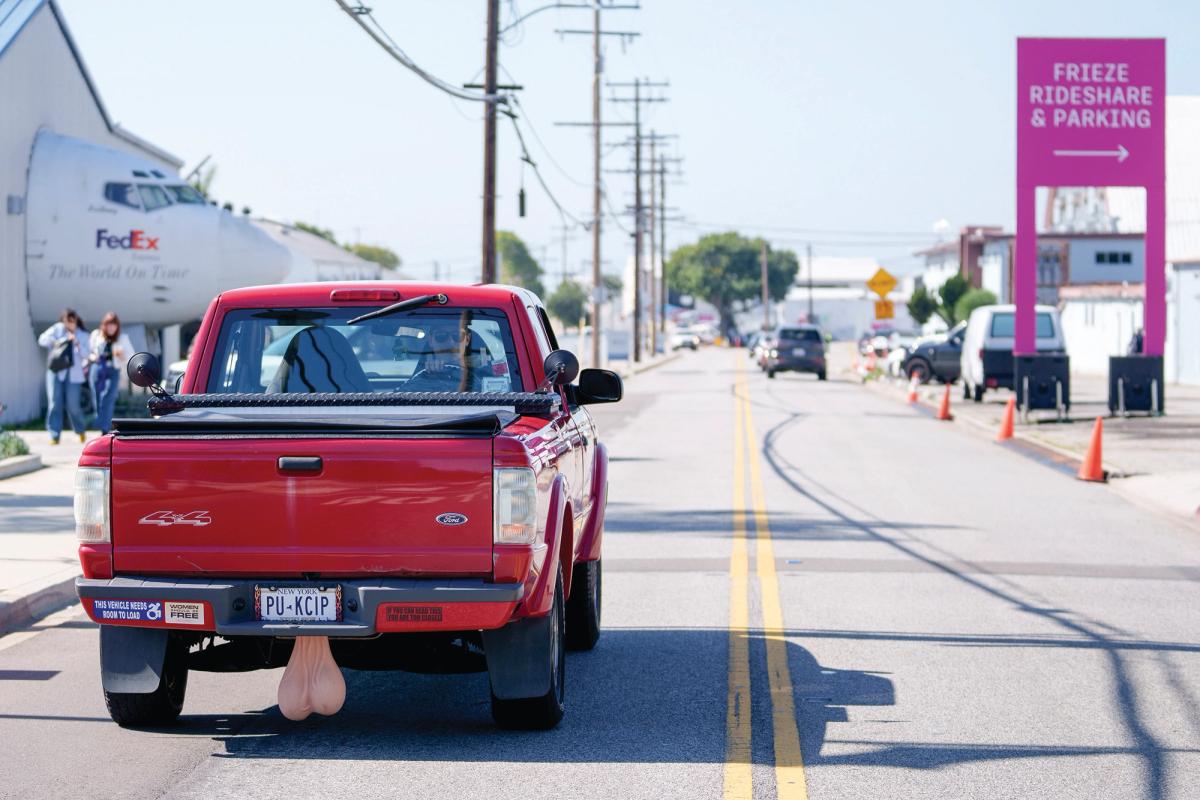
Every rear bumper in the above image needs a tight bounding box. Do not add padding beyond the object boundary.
[77,576,523,638]
[769,356,825,372]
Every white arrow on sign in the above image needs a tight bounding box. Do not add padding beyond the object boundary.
[1052,144,1129,163]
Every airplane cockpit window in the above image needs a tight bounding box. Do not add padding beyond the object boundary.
[165,184,206,204]
[137,184,172,212]
[103,182,141,209]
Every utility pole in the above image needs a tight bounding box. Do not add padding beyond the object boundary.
[551,12,638,367]
[807,243,814,323]
[608,79,668,363]
[648,130,657,350]
[481,0,500,284]
[659,159,667,333]
[761,239,770,331]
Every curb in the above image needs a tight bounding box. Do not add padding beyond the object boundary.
[619,351,682,379]
[0,572,79,636]
[0,454,43,480]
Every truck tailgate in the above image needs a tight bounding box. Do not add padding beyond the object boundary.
[111,437,493,577]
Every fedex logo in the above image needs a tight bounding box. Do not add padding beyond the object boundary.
[96,229,159,250]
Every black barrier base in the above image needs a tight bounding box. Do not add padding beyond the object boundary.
[1014,353,1070,415]
[1108,355,1164,416]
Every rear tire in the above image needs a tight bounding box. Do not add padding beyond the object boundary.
[566,559,601,651]
[973,383,985,403]
[104,638,188,728]
[907,359,930,384]
[491,569,566,730]
[963,381,971,400]
[767,368,776,379]
[817,370,827,381]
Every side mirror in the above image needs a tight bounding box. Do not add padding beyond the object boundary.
[127,352,162,389]
[543,349,580,386]
[577,368,623,404]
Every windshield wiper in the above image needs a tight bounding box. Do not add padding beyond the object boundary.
[346,292,448,325]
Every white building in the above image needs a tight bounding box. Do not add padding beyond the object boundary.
[1,0,287,421]
[1055,96,1200,384]
[253,219,383,283]
[780,256,914,340]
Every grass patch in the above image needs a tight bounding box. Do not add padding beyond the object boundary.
[0,431,30,458]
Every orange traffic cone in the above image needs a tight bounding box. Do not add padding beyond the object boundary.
[936,383,953,421]
[1077,417,1106,482]
[996,397,1016,442]
[907,376,919,404]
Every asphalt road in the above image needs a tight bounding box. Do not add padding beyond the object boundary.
[2,348,1199,799]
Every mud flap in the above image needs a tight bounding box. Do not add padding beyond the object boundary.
[482,611,553,700]
[100,626,169,694]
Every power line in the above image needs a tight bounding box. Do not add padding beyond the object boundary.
[504,109,591,230]
[331,1,508,105]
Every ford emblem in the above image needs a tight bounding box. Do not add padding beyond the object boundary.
[436,513,468,526]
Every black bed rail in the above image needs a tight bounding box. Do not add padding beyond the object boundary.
[146,391,560,417]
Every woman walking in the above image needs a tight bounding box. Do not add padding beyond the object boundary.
[37,309,88,444]
[88,312,134,435]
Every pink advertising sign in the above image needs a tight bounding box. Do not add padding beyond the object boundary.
[1014,38,1165,354]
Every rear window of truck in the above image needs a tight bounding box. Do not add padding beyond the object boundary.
[207,307,524,394]
[989,312,1055,339]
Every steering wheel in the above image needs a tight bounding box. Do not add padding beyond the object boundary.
[404,362,465,389]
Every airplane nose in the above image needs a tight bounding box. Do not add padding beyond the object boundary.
[218,212,291,289]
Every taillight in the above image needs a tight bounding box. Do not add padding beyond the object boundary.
[74,467,110,543]
[978,348,984,359]
[493,467,536,545]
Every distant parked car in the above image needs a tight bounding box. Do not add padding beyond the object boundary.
[902,321,966,384]
[765,325,826,380]
[670,329,700,351]
[960,304,1065,402]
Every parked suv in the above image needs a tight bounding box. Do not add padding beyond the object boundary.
[960,304,1065,401]
[765,325,826,380]
[902,321,966,384]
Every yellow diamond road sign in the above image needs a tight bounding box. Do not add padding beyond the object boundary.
[867,268,897,298]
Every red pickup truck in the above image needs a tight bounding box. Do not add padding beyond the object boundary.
[73,283,621,730]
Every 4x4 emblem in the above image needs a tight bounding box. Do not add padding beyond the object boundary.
[138,510,212,527]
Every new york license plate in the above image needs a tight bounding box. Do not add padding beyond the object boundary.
[255,586,342,622]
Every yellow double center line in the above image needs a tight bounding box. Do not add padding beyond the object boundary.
[725,360,809,800]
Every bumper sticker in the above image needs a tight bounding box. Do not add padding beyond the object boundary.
[92,598,162,622]
[164,601,205,626]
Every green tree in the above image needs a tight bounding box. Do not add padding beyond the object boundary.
[496,230,545,297]
[906,285,939,325]
[347,243,401,271]
[953,288,997,325]
[936,274,970,325]
[294,221,337,244]
[547,280,589,327]
[665,232,798,335]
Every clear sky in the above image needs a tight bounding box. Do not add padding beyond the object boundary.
[59,0,1200,283]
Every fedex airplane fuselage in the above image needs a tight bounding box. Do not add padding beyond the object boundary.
[25,131,289,326]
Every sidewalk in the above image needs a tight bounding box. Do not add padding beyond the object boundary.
[853,346,1200,524]
[0,429,91,633]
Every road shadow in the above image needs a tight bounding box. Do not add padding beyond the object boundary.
[606,502,967,541]
[185,628,893,766]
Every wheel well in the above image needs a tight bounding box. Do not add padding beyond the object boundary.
[559,506,574,600]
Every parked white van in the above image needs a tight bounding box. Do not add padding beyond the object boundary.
[960,304,1066,402]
